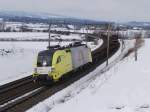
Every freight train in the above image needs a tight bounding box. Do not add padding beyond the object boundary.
[32,43,92,82]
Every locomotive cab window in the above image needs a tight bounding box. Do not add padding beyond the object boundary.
[56,56,61,64]
[37,52,53,67]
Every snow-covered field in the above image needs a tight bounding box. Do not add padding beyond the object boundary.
[0,32,83,40]
[0,32,48,39]
[0,33,100,85]
[27,38,150,112]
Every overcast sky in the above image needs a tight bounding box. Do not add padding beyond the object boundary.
[0,0,149,22]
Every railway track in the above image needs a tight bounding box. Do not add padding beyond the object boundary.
[0,34,120,112]
[0,76,43,106]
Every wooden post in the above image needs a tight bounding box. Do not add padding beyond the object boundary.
[135,36,139,61]
[121,39,125,52]
[135,46,138,61]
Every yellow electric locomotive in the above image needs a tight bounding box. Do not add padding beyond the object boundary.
[32,44,92,82]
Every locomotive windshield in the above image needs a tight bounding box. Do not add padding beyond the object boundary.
[37,55,52,67]
[37,50,54,67]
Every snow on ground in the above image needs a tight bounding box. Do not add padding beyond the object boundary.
[0,34,100,85]
[0,32,48,39]
[119,30,146,39]
[0,32,82,40]
[0,48,35,85]
[27,37,142,112]
[86,39,103,51]
[0,42,46,85]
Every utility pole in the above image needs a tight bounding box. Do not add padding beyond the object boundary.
[121,27,125,52]
[86,24,89,46]
[106,24,111,66]
[135,43,138,61]
[48,22,51,49]
[86,24,89,34]
[135,35,141,61]
[74,24,75,33]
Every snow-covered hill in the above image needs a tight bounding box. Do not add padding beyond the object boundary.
[0,11,67,19]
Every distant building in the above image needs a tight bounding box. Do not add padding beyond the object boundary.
[0,18,5,31]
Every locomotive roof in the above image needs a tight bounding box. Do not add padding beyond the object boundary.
[38,49,56,56]
[38,44,87,56]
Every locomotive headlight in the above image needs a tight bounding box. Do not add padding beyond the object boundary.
[42,61,47,66]
[51,66,55,72]
[34,68,37,73]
